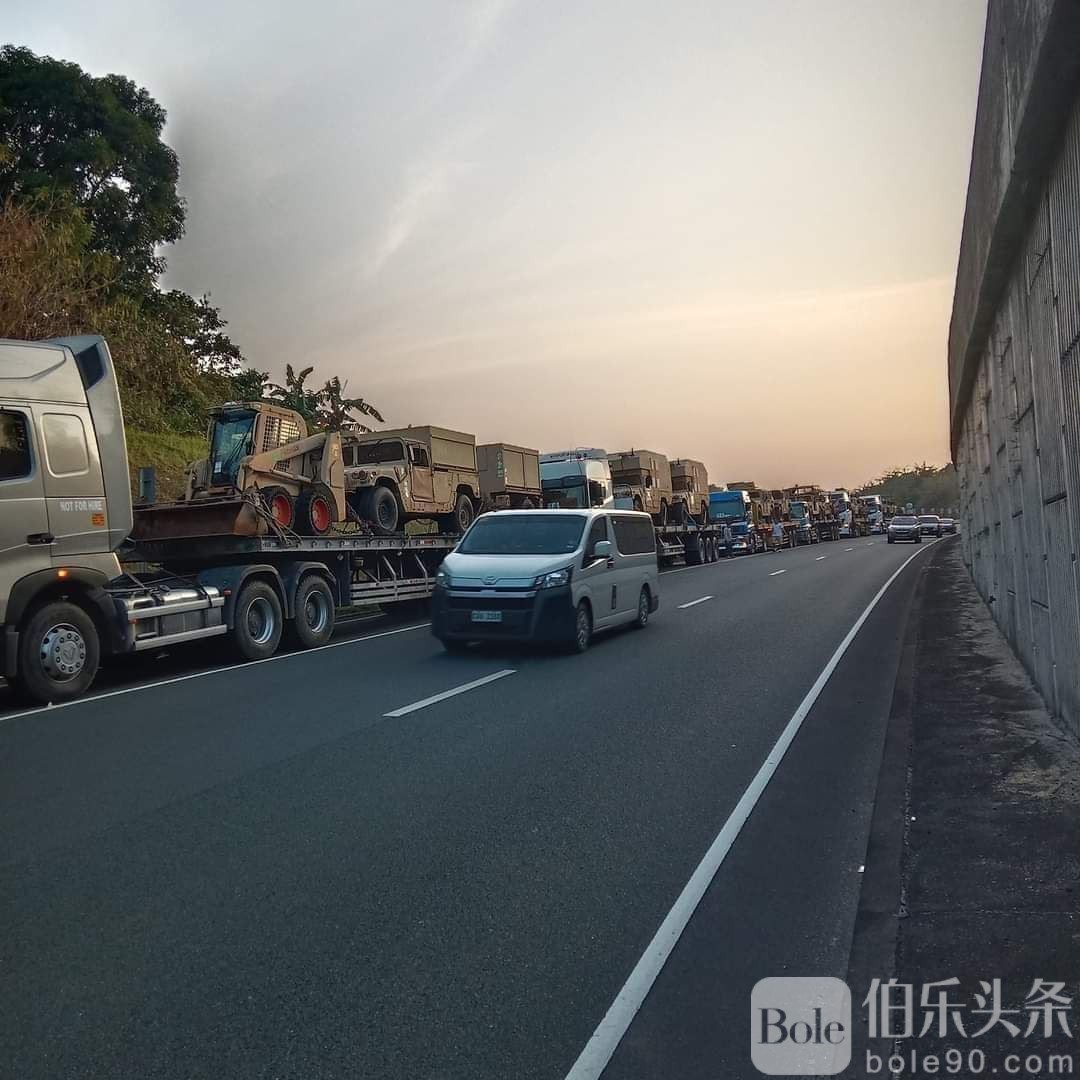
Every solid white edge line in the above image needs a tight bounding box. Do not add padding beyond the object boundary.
[383,669,515,717]
[0,622,431,725]
[768,569,786,576]
[676,596,712,609]
[562,539,937,1080]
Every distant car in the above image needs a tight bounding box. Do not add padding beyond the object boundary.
[887,515,922,543]
[940,517,957,534]
[918,514,942,536]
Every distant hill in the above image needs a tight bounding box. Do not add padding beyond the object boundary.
[855,464,958,515]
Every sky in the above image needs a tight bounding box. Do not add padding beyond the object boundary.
[7,0,987,488]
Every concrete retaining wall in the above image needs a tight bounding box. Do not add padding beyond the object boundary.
[951,0,1080,734]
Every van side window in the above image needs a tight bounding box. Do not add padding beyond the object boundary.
[409,445,430,467]
[0,410,32,481]
[612,514,656,555]
[584,517,608,562]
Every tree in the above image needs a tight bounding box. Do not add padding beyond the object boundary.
[317,376,385,432]
[230,367,271,402]
[270,364,321,426]
[150,290,244,377]
[0,45,184,288]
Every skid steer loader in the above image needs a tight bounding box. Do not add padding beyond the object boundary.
[133,402,347,541]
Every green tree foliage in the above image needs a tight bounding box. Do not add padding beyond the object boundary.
[0,47,381,440]
[856,463,959,514]
[0,45,184,288]
[317,376,385,432]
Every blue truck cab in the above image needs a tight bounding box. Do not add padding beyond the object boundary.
[707,490,757,554]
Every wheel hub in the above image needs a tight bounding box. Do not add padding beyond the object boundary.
[40,623,87,681]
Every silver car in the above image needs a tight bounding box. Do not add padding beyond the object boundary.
[887,515,922,544]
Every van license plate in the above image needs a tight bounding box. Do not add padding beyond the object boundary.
[471,610,503,623]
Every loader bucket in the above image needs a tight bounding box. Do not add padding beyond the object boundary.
[132,498,267,541]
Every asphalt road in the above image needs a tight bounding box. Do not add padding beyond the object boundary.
[0,536,938,1080]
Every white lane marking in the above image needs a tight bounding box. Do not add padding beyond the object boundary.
[0,622,431,725]
[845,547,854,551]
[383,669,515,717]
[768,569,786,577]
[815,556,827,561]
[677,595,712,609]
[562,540,935,1080]
[866,541,875,546]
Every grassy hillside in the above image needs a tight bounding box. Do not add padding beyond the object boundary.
[126,429,204,503]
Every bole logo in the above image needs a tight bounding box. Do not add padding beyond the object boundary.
[751,977,852,1075]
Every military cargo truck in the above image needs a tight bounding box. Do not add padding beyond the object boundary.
[476,443,541,509]
[343,426,481,535]
[608,449,674,524]
[670,459,710,523]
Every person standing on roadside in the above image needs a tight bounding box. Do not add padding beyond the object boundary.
[771,519,784,552]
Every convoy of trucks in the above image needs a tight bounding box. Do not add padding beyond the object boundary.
[0,334,897,705]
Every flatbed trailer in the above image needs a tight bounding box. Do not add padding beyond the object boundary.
[653,522,729,565]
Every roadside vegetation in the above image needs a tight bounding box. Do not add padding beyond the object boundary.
[0,45,380,495]
[856,463,958,514]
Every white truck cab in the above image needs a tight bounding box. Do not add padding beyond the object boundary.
[539,448,614,508]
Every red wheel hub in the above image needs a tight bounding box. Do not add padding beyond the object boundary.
[311,497,331,533]
[270,494,292,526]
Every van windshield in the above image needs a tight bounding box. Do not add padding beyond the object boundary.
[458,514,586,555]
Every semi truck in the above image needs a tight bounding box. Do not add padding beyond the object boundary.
[786,485,841,544]
[0,336,458,705]
[856,493,885,533]
[707,489,761,554]
[539,448,614,509]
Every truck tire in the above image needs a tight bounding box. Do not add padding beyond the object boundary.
[231,580,283,660]
[442,492,475,534]
[368,486,400,535]
[287,575,336,649]
[262,486,296,530]
[297,484,335,536]
[685,537,703,566]
[17,600,101,704]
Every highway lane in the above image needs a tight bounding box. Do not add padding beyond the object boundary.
[0,537,936,1079]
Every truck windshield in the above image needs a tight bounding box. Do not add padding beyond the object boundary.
[542,476,588,507]
[458,514,586,555]
[709,501,746,520]
[789,503,807,519]
[351,439,406,465]
[209,412,256,486]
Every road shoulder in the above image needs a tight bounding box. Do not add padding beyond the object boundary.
[846,538,1080,1073]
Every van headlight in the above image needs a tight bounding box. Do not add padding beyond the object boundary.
[435,567,450,588]
[536,567,572,589]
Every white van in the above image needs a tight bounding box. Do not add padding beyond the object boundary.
[430,509,659,652]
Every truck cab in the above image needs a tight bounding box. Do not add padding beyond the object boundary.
[1,336,226,703]
[539,449,614,509]
[708,489,757,553]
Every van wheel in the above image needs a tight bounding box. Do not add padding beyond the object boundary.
[368,487,400,535]
[17,601,101,704]
[287,575,336,649]
[634,587,650,628]
[232,580,283,660]
[571,601,592,653]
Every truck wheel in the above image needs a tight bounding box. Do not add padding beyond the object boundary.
[297,484,335,536]
[231,580,283,660]
[447,492,475,534]
[520,497,536,510]
[17,601,101,704]
[369,486,400,535]
[570,601,592,653]
[287,575,336,649]
[685,537,703,566]
[262,486,296,530]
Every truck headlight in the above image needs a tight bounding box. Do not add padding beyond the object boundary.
[536,567,571,589]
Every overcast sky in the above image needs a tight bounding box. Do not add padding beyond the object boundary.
[7,0,987,487]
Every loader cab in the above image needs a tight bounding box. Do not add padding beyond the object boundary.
[206,404,305,488]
